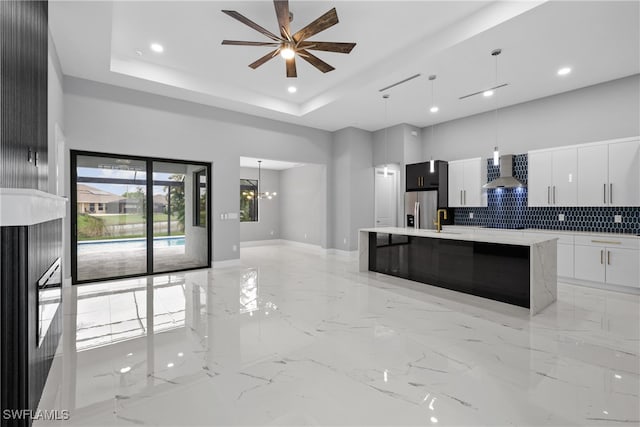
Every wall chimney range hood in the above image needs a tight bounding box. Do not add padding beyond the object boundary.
[482,154,526,189]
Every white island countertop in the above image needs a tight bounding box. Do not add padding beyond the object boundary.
[359,227,557,247]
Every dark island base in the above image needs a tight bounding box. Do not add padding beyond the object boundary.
[369,232,531,308]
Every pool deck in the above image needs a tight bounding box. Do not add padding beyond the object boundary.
[77,245,206,281]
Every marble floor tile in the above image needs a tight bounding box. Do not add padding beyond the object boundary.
[35,245,640,426]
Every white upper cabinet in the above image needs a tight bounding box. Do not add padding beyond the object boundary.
[608,140,640,206]
[528,147,577,207]
[528,151,553,207]
[577,144,609,206]
[448,158,486,207]
[448,161,464,207]
[577,138,640,207]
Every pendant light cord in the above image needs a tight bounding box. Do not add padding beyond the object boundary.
[384,94,389,168]
[494,52,499,151]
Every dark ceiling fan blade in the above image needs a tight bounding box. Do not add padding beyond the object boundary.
[286,57,297,78]
[298,49,335,73]
[249,49,280,69]
[222,10,282,42]
[292,8,338,42]
[273,0,291,40]
[222,40,281,47]
[298,41,356,54]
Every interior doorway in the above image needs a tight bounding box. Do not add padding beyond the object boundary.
[71,151,211,284]
[374,167,398,227]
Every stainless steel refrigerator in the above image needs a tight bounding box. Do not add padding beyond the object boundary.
[405,191,438,230]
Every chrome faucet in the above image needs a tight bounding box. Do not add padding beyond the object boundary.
[434,209,448,233]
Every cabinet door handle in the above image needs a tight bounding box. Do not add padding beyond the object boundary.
[417,177,420,187]
[603,183,607,204]
[464,190,466,205]
[547,186,551,205]
[553,186,556,204]
[600,249,604,264]
[460,190,463,205]
[610,183,613,204]
[607,251,611,265]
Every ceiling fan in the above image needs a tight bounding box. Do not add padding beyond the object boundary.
[221,0,356,78]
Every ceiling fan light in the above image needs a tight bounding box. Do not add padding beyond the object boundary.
[430,106,439,113]
[483,90,494,97]
[280,46,295,60]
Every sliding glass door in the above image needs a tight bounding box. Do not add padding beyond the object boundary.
[72,152,211,284]
[152,162,209,273]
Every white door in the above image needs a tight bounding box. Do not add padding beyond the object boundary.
[463,158,482,207]
[608,140,640,207]
[605,247,640,288]
[552,148,578,206]
[448,161,464,207]
[528,151,553,207]
[577,144,608,206]
[574,245,606,283]
[375,168,397,227]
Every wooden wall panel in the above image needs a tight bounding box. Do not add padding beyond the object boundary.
[1,220,62,426]
[0,0,48,190]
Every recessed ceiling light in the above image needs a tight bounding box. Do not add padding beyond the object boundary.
[150,43,164,53]
[167,362,174,368]
[287,86,297,94]
[557,67,571,76]
[430,106,439,113]
[120,366,131,374]
[483,90,494,97]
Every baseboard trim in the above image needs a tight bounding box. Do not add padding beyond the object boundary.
[327,248,358,257]
[240,239,283,248]
[559,276,640,295]
[212,259,241,268]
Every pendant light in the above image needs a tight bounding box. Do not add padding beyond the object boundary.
[491,49,501,166]
[243,160,277,201]
[428,75,437,174]
[383,94,390,177]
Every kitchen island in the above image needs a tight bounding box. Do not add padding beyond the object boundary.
[359,227,557,315]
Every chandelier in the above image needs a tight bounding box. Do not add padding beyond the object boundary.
[242,160,277,200]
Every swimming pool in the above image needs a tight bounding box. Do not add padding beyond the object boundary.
[78,236,185,253]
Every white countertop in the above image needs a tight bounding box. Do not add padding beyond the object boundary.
[360,227,557,247]
[442,225,640,240]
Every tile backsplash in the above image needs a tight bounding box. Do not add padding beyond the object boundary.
[454,154,640,234]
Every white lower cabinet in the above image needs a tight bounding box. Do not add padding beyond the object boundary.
[574,245,606,283]
[557,243,574,278]
[606,248,640,288]
[574,235,640,288]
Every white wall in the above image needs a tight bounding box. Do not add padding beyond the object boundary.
[63,77,332,271]
[422,74,640,161]
[331,127,374,251]
[48,32,69,282]
[239,166,280,242]
[279,164,327,247]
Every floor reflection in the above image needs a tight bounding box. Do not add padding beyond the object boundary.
[36,246,640,426]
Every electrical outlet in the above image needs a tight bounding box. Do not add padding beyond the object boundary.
[469,212,474,219]
[343,238,347,244]
[558,214,565,222]
[304,233,307,239]
[232,245,237,252]
[614,215,622,223]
